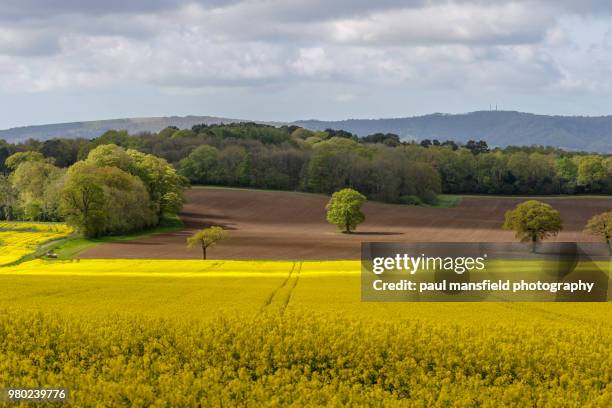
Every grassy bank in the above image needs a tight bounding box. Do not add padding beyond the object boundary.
[42,215,183,260]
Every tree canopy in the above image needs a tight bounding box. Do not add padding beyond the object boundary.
[2,123,611,215]
[326,188,367,233]
[1,144,186,238]
[503,200,563,252]
[584,211,612,254]
[187,226,229,259]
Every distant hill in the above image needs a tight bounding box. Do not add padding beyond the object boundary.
[0,115,248,143]
[294,111,612,153]
[1,111,611,152]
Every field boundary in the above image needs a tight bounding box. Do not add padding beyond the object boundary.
[45,215,184,260]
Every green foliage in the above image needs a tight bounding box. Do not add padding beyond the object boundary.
[432,194,463,208]
[398,195,423,205]
[187,226,229,259]
[577,155,608,191]
[503,200,563,251]
[85,144,186,217]
[0,174,18,219]
[290,127,313,140]
[60,162,156,238]
[2,123,611,216]
[204,122,292,144]
[584,211,612,253]
[158,126,179,138]
[91,129,131,148]
[126,149,186,216]
[326,188,367,233]
[4,151,46,170]
[59,165,105,237]
[179,143,307,191]
[2,143,185,236]
[179,145,220,183]
[40,138,86,167]
[0,140,11,173]
[86,144,134,172]
[46,215,184,260]
[9,160,64,221]
[421,189,438,205]
[171,129,195,139]
[360,132,401,146]
[398,193,461,209]
[306,137,370,194]
[556,156,578,180]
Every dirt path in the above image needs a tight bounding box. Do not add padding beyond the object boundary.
[78,187,611,260]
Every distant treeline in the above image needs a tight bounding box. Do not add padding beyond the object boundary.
[1,123,611,209]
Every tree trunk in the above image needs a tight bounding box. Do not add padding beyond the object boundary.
[531,236,537,253]
[201,244,207,260]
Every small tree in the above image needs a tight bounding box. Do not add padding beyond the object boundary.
[584,211,612,254]
[187,226,228,260]
[326,188,367,233]
[503,200,563,252]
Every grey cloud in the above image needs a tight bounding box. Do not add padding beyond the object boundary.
[180,1,552,47]
[0,0,607,98]
[0,0,188,20]
[0,28,61,56]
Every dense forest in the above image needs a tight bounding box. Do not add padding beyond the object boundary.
[1,123,611,229]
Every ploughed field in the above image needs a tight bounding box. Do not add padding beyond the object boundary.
[79,187,612,260]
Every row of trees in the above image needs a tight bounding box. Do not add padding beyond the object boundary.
[0,145,186,237]
[324,188,612,255]
[503,200,612,254]
[2,123,611,206]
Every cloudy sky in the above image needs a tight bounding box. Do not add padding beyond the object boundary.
[2,0,612,129]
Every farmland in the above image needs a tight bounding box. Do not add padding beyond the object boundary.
[0,222,72,266]
[79,187,612,260]
[1,201,611,405]
[0,258,611,406]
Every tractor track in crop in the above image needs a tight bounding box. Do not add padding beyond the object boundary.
[260,261,302,313]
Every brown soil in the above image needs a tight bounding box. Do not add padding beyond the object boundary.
[78,187,612,260]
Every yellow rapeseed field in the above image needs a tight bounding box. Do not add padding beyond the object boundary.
[0,222,72,266]
[0,224,610,406]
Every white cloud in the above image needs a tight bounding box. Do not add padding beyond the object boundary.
[0,0,611,102]
[330,3,551,46]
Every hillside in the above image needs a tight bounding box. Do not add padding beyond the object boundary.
[295,111,612,153]
[2,111,612,152]
[0,115,246,142]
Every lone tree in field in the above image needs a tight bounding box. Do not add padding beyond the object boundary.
[584,211,612,254]
[187,226,228,260]
[503,200,563,252]
[326,188,367,233]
